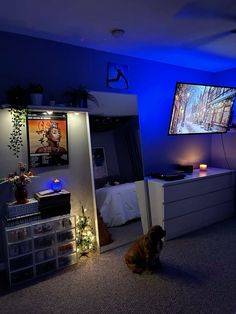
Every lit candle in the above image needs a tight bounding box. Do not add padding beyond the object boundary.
[199,164,207,171]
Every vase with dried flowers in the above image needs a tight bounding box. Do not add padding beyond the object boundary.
[7,162,32,204]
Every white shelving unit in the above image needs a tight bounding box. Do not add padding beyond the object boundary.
[5,215,77,286]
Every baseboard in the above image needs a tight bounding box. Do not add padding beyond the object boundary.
[0,262,6,271]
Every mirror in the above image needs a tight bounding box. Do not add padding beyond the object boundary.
[89,92,144,252]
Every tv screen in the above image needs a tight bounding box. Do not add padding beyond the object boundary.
[168,82,236,135]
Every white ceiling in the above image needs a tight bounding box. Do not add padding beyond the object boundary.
[1,0,236,72]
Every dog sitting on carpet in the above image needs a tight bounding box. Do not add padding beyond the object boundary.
[125,225,166,274]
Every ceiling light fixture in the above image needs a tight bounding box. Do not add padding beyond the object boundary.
[111,28,125,38]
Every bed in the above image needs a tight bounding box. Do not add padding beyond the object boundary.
[95,182,140,227]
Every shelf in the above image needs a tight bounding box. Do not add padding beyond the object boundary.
[7,237,32,245]
[10,264,34,274]
[34,244,55,253]
[5,214,77,286]
[1,104,89,113]
[9,251,33,260]
[56,225,75,232]
[35,257,56,266]
[33,230,55,238]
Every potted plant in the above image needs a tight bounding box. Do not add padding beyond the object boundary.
[65,85,98,108]
[28,83,44,106]
[7,85,27,107]
[49,95,56,106]
[6,85,28,158]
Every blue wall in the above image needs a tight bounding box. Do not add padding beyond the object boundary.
[0,31,216,174]
[209,68,236,169]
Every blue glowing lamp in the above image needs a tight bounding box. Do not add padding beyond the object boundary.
[51,179,62,192]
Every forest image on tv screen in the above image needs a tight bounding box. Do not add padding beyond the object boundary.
[169,83,236,134]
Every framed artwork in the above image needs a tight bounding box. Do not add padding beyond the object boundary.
[27,111,69,167]
[107,62,128,89]
[92,147,108,179]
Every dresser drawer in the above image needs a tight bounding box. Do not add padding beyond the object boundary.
[164,201,235,240]
[163,173,234,203]
[164,188,234,220]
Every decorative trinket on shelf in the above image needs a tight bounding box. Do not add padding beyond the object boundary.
[28,83,44,106]
[51,178,62,192]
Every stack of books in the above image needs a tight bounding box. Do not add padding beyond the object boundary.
[35,189,71,218]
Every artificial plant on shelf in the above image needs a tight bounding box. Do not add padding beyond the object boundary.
[6,85,28,158]
[28,83,44,106]
[28,83,44,94]
[76,204,95,257]
[65,85,98,108]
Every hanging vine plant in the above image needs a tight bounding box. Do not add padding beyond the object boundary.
[7,85,28,158]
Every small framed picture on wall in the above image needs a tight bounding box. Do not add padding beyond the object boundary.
[27,111,69,167]
[92,147,108,179]
[107,62,129,89]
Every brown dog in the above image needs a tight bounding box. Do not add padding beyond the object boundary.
[125,225,166,274]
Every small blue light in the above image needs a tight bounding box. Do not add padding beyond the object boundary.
[51,179,62,192]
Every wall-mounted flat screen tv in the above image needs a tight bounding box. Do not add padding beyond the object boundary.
[168,82,236,135]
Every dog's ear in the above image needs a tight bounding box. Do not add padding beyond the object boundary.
[148,225,166,241]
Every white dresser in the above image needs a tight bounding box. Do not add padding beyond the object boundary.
[143,168,235,240]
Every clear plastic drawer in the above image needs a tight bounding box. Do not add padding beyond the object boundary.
[7,226,31,243]
[58,253,77,269]
[36,260,57,276]
[58,242,76,256]
[55,216,75,231]
[57,229,75,243]
[11,267,34,285]
[10,253,33,272]
[35,247,56,264]
[9,240,32,258]
[34,234,55,250]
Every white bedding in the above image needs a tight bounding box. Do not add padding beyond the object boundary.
[96,183,140,227]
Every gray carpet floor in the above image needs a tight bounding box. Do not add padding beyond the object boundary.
[101,218,143,252]
[0,216,236,314]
